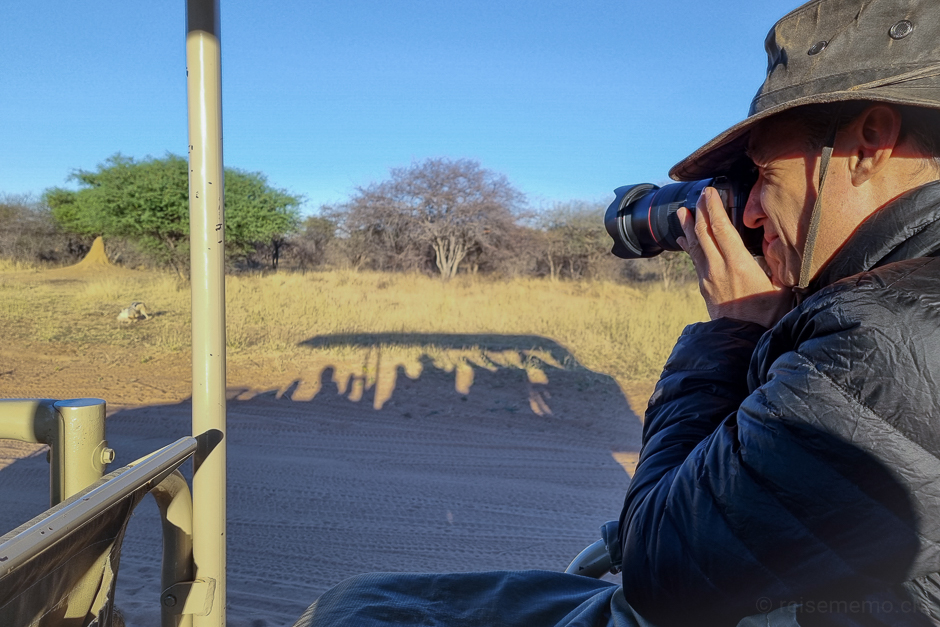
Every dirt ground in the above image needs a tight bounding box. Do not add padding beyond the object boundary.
[0,333,656,417]
[0,257,656,627]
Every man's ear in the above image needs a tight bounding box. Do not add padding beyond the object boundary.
[845,105,902,187]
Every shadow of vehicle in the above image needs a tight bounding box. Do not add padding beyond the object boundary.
[0,333,644,627]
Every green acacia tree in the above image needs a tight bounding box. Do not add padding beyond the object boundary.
[45,153,301,274]
[223,167,302,270]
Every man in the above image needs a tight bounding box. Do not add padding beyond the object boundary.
[617,0,940,623]
[298,0,940,625]
[623,109,940,623]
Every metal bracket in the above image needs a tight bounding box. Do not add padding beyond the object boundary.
[161,578,216,616]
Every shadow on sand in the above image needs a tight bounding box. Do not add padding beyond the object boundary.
[0,333,644,627]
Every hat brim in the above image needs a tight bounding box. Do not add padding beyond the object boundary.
[668,90,940,181]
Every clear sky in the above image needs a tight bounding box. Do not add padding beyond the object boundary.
[0,0,798,214]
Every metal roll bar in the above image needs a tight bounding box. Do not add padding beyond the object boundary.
[186,1,228,625]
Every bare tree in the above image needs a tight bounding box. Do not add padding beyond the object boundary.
[291,215,336,273]
[0,194,88,265]
[652,251,696,289]
[537,201,612,280]
[342,158,525,279]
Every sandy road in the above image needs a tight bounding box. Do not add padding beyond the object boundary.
[0,347,647,626]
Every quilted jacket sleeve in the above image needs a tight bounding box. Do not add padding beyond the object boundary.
[618,281,940,625]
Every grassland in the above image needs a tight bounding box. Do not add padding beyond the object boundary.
[0,265,708,406]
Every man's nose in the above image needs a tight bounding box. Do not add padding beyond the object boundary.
[743,180,764,229]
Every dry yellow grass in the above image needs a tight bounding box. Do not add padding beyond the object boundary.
[0,258,38,272]
[0,268,707,391]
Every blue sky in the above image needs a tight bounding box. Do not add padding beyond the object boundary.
[0,0,797,214]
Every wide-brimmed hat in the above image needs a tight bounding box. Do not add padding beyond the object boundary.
[670,0,940,182]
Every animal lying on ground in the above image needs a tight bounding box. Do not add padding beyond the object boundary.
[117,302,151,323]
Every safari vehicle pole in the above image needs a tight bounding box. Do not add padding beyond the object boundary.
[0,2,230,623]
[186,0,228,625]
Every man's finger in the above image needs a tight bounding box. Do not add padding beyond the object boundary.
[692,192,722,261]
[701,187,749,260]
[677,207,705,269]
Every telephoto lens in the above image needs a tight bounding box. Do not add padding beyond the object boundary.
[604,176,761,259]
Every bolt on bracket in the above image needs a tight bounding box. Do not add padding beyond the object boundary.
[161,578,217,616]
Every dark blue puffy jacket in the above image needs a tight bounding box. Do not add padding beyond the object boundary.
[619,181,940,626]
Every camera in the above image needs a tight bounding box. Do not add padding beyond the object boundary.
[604,175,762,259]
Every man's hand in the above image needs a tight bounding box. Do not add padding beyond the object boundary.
[677,187,793,329]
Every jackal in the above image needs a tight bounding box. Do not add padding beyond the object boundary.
[117,301,151,323]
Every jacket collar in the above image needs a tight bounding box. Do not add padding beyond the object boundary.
[805,180,940,294]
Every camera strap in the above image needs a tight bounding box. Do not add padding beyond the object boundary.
[796,107,843,292]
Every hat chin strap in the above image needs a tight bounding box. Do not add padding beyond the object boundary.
[796,110,842,291]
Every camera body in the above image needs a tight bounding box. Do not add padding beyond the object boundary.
[604,175,762,259]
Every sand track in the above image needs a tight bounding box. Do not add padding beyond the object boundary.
[0,343,647,626]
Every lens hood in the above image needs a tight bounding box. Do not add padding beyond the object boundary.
[605,184,658,259]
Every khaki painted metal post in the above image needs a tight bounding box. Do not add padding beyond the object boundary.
[186,1,227,625]
[0,398,111,506]
[152,470,196,627]
[52,399,111,505]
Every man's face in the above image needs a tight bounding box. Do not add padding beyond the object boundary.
[744,123,818,288]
